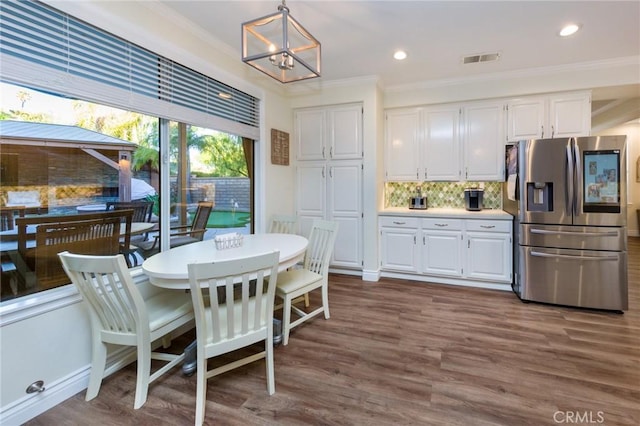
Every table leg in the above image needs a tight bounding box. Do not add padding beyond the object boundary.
[182,340,197,376]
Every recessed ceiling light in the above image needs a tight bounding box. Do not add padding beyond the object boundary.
[393,50,407,61]
[559,24,581,37]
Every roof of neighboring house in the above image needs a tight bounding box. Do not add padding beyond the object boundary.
[0,120,137,150]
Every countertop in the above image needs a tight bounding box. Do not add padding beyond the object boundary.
[380,207,512,220]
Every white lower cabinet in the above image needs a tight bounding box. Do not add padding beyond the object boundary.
[380,215,512,286]
[379,217,419,272]
[465,220,512,283]
[421,218,463,277]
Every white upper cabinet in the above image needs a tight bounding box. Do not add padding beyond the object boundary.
[385,108,421,181]
[385,102,504,182]
[462,100,506,182]
[506,97,546,141]
[507,91,591,141]
[423,105,461,181]
[295,104,362,161]
[328,104,363,160]
[548,92,591,138]
[295,108,325,160]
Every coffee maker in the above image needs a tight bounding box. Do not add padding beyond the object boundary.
[464,188,484,211]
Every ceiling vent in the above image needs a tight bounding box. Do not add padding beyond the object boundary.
[463,52,501,64]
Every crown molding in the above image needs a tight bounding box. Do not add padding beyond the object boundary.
[385,56,640,94]
[285,75,382,96]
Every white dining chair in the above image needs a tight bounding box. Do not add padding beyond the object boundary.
[268,214,298,234]
[187,250,280,426]
[275,219,338,346]
[58,251,195,409]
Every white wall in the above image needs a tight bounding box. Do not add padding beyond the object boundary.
[594,121,640,236]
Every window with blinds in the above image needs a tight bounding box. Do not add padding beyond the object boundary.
[0,0,259,137]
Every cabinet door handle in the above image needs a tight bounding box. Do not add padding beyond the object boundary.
[330,147,333,158]
[322,147,325,158]
[392,221,406,225]
[551,125,555,138]
[413,235,416,244]
[416,168,419,180]
[435,223,448,227]
[480,225,495,229]
[541,125,544,138]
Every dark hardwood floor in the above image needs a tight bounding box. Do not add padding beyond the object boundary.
[27,238,640,426]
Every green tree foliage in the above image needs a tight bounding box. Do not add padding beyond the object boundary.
[200,133,248,177]
[1,84,247,178]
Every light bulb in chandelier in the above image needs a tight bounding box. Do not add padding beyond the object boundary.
[275,53,294,70]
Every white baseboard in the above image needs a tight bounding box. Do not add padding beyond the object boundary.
[0,366,90,425]
[379,271,512,291]
[361,269,380,282]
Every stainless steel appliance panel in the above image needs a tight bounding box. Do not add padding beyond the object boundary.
[520,223,627,252]
[519,246,628,311]
[517,138,573,226]
[573,136,627,227]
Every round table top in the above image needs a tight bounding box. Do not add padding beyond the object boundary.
[142,233,308,289]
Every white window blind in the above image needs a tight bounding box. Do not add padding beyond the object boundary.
[0,0,260,139]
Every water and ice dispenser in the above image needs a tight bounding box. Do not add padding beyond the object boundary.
[526,182,553,212]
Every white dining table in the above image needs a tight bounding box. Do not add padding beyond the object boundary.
[142,233,308,289]
[142,232,308,376]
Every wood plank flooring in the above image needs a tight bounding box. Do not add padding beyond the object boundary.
[27,238,640,426]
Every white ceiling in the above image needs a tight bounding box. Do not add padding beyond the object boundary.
[160,1,639,123]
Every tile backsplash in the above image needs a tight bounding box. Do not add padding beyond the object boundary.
[385,181,503,209]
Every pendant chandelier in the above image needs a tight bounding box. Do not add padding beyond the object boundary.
[241,0,321,83]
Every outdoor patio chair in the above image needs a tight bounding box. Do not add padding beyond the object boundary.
[107,201,155,266]
[133,201,213,258]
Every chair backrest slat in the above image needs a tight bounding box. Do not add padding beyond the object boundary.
[188,251,280,346]
[190,201,214,237]
[59,252,146,337]
[303,220,339,276]
[268,214,298,234]
[107,201,154,223]
[35,212,132,288]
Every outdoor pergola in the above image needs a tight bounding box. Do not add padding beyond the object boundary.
[0,120,139,211]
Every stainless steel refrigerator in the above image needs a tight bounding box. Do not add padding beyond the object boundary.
[503,136,628,311]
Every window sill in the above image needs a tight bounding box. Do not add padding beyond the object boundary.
[0,267,147,327]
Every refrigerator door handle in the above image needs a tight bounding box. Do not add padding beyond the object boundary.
[530,229,619,237]
[530,250,618,261]
[565,140,574,216]
[573,140,581,217]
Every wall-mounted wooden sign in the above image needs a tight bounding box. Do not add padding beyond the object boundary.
[271,129,290,166]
